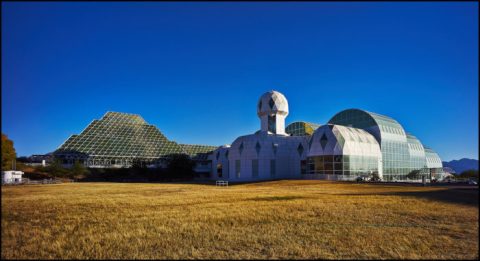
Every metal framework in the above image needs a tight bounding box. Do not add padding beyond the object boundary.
[286,121,321,136]
[54,112,216,168]
[328,109,444,181]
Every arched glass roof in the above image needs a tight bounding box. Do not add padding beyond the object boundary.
[286,121,321,136]
[424,147,443,168]
[328,109,410,179]
[328,109,406,139]
[308,124,381,157]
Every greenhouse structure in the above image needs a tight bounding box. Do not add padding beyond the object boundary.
[54,90,443,182]
[54,112,216,168]
[211,90,444,182]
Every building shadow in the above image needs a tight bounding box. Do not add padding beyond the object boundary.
[339,187,478,207]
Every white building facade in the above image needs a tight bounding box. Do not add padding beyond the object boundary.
[305,124,383,181]
[2,171,24,184]
[210,90,443,182]
[211,91,309,182]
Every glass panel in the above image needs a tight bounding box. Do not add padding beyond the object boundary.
[252,159,259,178]
[235,160,241,178]
[268,115,276,133]
[301,160,307,175]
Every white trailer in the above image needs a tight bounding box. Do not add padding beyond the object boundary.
[2,171,24,184]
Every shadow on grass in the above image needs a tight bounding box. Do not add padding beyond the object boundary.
[164,179,295,186]
[247,196,307,201]
[339,187,478,207]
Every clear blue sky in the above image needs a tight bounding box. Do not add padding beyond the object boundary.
[2,2,478,161]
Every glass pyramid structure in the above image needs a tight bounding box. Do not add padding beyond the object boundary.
[54,112,216,167]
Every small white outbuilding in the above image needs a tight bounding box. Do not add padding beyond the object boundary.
[2,170,24,184]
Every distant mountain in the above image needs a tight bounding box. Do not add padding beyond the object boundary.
[442,158,479,174]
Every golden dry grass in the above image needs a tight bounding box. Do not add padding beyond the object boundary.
[1,180,478,259]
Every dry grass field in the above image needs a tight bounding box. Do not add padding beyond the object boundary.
[1,180,478,259]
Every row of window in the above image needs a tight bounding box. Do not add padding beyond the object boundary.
[334,127,373,144]
[426,156,442,164]
[379,124,405,136]
[331,111,408,140]
[62,139,179,148]
[63,141,174,149]
[381,139,410,176]
[81,124,164,136]
[234,141,304,157]
[408,142,424,151]
[227,159,277,179]
[61,145,181,151]
[216,159,440,179]
[305,170,377,176]
[102,113,146,124]
[285,122,319,136]
[61,158,160,166]
[69,133,168,142]
[329,112,376,129]
[64,140,170,149]
[307,155,379,174]
[83,121,154,131]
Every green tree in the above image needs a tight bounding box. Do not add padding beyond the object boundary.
[16,156,29,163]
[131,158,147,169]
[46,158,68,177]
[130,158,148,176]
[1,133,17,171]
[407,169,421,180]
[71,160,89,180]
[166,153,195,179]
[457,169,479,179]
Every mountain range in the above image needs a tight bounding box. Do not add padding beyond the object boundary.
[442,158,479,174]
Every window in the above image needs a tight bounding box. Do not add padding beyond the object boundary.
[297,143,304,156]
[217,164,223,178]
[272,143,278,155]
[255,142,261,155]
[235,160,241,178]
[301,160,307,175]
[320,133,328,150]
[268,97,275,109]
[268,115,276,133]
[252,160,259,178]
[270,160,276,177]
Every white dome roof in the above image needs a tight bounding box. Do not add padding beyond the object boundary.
[257,90,289,117]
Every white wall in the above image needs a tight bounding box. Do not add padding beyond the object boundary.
[225,133,308,182]
[2,171,24,184]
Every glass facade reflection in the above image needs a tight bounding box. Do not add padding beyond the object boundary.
[212,90,443,183]
[307,155,379,176]
[424,147,444,180]
[406,133,429,177]
[286,121,321,136]
[306,124,382,180]
[327,109,441,181]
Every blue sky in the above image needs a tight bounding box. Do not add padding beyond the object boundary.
[2,2,478,161]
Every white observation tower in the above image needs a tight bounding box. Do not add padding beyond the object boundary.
[257,90,289,135]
